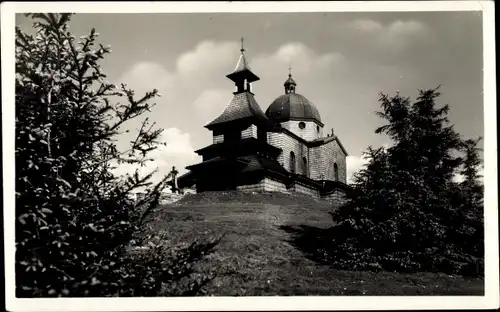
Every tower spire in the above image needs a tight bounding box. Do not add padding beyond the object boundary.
[226,37,260,93]
[284,63,297,94]
[240,37,245,53]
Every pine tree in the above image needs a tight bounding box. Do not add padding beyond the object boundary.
[328,87,484,275]
[446,138,484,274]
[16,13,219,297]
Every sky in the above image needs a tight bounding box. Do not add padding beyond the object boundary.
[16,11,484,184]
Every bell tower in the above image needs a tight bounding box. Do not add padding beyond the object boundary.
[226,37,260,94]
[284,64,297,94]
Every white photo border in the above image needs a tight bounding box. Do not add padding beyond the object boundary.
[2,1,498,311]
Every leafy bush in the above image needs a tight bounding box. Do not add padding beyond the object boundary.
[15,13,219,297]
[325,88,484,276]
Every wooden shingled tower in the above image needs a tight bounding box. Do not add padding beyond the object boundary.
[205,37,272,131]
[182,38,289,192]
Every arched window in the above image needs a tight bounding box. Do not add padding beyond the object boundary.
[334,163,339,181]
[290,152,296,174]
[302,157,308,177]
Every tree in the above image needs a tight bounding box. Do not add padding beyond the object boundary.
[327,87,484,276]
[15,13,219,297]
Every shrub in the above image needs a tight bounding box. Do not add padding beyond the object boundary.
[325,88,484,276]
[15,13,219,297]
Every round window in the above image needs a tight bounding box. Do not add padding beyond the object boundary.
[298,122,306,129]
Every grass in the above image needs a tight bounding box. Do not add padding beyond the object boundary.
[141,191,484,296]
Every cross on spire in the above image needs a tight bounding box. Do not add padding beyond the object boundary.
[240,37,245,53]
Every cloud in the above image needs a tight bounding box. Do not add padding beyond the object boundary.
[453,165,484,184]
[117,40,345,119]
[346,154,369,184]
[343,19,430,54]
[252,42,344,79]
[346,142,393,184]
[176,40,240,80]
[144,127,199,178]
[118,61,175,94]
[348,19,383,32]
[113,127,199,189]
[192,89,231,124]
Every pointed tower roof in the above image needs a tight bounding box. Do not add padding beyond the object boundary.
[233,52,251,72]
[205,92,269,129]
[205,38,272,130]
[226,37,259,83]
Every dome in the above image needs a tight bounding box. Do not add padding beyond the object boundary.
[266,93,322,125]
[265,71,322,125]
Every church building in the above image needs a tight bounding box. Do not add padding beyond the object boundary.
[177,40,350,201]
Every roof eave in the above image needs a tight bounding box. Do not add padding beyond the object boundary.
[226,70,260,83]
[334,136,349,156]
[287,117,324,127]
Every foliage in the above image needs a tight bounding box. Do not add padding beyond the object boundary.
[15,13,218,297]
[326,87,484,276]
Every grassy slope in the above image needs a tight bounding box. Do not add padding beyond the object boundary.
[141,191,484,296]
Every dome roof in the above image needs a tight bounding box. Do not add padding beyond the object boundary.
[266,93,322,125]
[266,71,322,125]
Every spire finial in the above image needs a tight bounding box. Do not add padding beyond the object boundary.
[240,37,245,53]
[288,62,292,77]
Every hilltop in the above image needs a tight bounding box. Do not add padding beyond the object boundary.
[140,191,483,296]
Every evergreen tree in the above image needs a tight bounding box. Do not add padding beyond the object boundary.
[15,13,219,297]
[328,87,484,275]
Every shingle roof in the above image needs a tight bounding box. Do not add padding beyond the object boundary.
[309,135,349,156]
[233,53,251,73]
[205,91,271,129]
[185,156,246,171]
[226,56,260,83]
[194,137,282,156]
[238,155,289,175]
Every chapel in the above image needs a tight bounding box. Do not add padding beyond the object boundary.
[176,40,350,201]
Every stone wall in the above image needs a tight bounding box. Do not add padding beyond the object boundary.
[241,124,258,139]
[262,178,289,193]
[268,132,309,176]
[235,176,347,207]
[281,121,323,141]
[290,182,320,197]
[268,127,348,183]
[236,181,265,192]
[309,139,347,183]
[236,177,288,193]
[321,189,347,207]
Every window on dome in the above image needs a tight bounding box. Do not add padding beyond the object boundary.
[317,125,320,133]
[298,122,306,129]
